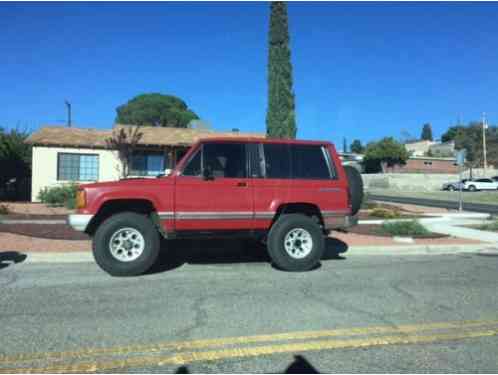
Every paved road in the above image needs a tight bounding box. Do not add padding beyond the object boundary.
[1,242,498,373]
[369,193,498,214]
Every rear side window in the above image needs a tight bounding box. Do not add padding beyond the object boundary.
[290,145,332,179]
[263,144,291,179]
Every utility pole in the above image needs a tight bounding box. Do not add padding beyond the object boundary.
[482,112,488,176]
[65,100,72,127]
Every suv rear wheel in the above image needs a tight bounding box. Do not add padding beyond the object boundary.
[93,212,160,276]
[267,214,324,271]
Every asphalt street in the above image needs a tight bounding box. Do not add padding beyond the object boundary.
[368,194,498,214]
[1,241,498,373]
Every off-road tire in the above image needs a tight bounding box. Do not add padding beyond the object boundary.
[93,212,160,276]
[267,214,324,272]
[343,165,364,216]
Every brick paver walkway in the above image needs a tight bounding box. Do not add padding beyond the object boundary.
[0,230,483,253]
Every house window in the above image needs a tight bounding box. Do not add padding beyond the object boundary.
[57,153,99,181]
[130,151,166,176]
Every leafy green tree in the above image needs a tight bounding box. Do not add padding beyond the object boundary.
[266,2,297,139]
[0,127,32,199]
[421,123,433,141]
[188,119,213,131]
[116,93,199,128]
[444,121,498,169]
[441,125,465,143]
[363,137,409,173]
[350,139,365,154]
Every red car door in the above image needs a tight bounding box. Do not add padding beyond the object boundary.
[174,141,254,231]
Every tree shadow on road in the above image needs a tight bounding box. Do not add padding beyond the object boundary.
[0,251,27,270]
[147,237,348,275]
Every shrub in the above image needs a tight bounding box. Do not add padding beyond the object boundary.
[0,203,9,215]
[477,220,498,231]
[378,220,430,237]
[370,207,401,219]
[37,184,79,209]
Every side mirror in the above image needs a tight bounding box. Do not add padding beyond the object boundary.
[203,165,214,181]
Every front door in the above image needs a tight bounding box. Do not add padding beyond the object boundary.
[174,142,254,232]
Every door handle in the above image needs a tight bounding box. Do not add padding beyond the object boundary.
[237,181,248,187]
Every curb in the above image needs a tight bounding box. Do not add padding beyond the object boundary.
[347,243,497,256]
[13,244,497,264]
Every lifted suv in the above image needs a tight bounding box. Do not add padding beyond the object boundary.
[69,138,363,276]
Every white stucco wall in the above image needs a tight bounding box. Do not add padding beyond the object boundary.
[31,146,121,202]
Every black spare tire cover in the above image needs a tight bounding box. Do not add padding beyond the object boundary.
[343,165,364,216]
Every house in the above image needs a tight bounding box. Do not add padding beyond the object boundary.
[404,140,436,156]
[428,140,455,157]
[26,124,262,202]
[385,156,458,174]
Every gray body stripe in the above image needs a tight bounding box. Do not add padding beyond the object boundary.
[158,211,348,220]
[158,211,275,220]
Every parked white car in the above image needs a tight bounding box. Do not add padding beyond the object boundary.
[463,178,498,192]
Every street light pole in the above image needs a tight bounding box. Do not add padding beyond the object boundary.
[482,112,487,176]
[65,100,72,128]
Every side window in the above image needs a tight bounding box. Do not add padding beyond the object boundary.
[203,143,246,178]
[247,143,263,178]
[263,144,291,179]
[290,145,331,179]
[182,148,202,177]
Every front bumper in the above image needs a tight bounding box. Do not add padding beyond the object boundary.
[67,214,93,232]
[324,214,358,230]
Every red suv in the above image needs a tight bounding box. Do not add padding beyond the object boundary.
[68,138,363,276]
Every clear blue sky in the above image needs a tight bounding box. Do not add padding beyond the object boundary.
[1,1,497,146]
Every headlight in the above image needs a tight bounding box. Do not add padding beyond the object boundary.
[75,190,86,209]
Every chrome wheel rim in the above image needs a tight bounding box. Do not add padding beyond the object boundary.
[109,227,145,262]
[284,228,313,259]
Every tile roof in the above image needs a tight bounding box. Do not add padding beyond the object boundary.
[26,124,264,148]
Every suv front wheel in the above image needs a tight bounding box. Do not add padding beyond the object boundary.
[93,212,160,276]
[267,214,324,271]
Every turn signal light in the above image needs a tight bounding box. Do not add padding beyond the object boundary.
[75,190,86,209]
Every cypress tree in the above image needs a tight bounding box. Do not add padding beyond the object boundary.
[421,123,433,141]
[266,2,297,139]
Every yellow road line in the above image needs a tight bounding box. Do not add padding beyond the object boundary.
[3,328,498,373]
[1,319,497,366]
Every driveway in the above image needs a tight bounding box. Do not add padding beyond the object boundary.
[1,246,497,373]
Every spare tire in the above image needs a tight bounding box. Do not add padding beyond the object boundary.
[343,165,364,216]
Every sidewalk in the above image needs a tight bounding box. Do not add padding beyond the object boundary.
[0,228,485,254]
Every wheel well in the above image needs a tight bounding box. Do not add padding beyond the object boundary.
[273,203,324,227]
[85,199,156,236]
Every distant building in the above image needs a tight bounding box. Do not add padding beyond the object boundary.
[385,156,458,174]
[404,140,436,156]
[428,140,455,157]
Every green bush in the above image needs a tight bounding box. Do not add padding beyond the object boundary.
[0,203,9,215]
[37,184,79,209]
[370,207,401,219]
[378,220,430,237]
[477,220,498,231]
